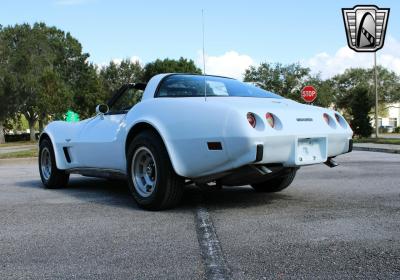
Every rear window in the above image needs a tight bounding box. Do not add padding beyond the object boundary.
[156,74,282,98]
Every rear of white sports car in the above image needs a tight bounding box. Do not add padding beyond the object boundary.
[222,98,352,169]
[147,74,353,194]
[179,97,352,187]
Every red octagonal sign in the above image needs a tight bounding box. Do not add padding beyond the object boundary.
[301,85,317,103]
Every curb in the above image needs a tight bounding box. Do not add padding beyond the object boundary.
[353,147,400,154]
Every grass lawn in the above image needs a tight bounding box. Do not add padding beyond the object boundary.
[354,138,400,145]
[0,141,37,147]
[0,148,38,159]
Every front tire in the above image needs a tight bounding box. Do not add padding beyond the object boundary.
[39,139,69,189]
[251,168,297,193]
[127,130,184,210]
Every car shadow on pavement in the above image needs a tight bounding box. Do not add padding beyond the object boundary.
[181,185,294,210]
[19,176,294,211]
[19,176,139,210]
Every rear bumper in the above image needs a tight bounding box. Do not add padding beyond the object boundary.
[187,133,352,178]
[255,138,354,163]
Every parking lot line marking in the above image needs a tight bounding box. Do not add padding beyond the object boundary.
[195,206,231,280]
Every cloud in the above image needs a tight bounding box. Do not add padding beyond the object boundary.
[55,0,93,6]
[111,56,141,65]
[97,56,142,69]
[303,35,400,79]
[197,51,255,80]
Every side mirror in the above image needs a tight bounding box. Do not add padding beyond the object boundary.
[96,104,109,115]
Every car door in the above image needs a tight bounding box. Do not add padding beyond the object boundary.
[73,84,145,171]
[74,113,127,170]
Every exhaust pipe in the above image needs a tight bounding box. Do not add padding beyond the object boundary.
[324,157,338,168]
[250,165,273,175]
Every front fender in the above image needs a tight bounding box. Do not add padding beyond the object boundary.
[40,120,88,170]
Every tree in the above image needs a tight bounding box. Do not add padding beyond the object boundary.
[0,26,23,143]
[243,62,310,100]
[142,57,201,82]
[348,86,373,137]
[70,63,105,119]
[332,67,400,110]
[0,74,20,143]
[100,59,143,101]
[303,75,336,108]
[0,23,94,141]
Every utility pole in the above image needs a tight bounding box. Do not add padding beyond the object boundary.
[374,52,379,138]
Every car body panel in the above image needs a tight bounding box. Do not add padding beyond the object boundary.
[41,74,353,179]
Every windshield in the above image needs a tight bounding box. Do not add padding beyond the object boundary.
[156,74,282,98]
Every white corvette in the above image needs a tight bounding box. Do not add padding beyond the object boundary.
[39,74,353,210]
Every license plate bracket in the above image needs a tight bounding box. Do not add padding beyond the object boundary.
[295,137,327,165]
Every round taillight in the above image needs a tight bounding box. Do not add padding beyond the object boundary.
[265,113,275,128]
[247,113,256,128]
[323,113,330,125]
[335,113,341,123]
[335,113,348,128]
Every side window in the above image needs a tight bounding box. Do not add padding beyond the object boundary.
[109,88,143,114]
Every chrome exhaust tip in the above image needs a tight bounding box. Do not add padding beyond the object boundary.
[324,157,338,168]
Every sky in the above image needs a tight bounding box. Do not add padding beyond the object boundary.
[1,0,400,80]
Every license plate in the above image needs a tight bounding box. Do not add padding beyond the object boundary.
[295,137,327,165]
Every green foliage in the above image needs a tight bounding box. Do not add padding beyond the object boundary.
[142,57,201,82]
[0,25,20,124]
[0,148,38,159]
[71,63,105,119]
[303,75,336,108]
[332,67,400,110]
[348,86,373,137]
[0,22,102,139]
[354,137,400,145]
[243,62,312,101]
[100,59,143,102]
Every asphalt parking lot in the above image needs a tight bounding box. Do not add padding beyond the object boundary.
[0,151,399,280]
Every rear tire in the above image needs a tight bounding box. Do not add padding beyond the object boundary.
[127,130,184,210]
[39,139,69,189]
[251,168,297,193]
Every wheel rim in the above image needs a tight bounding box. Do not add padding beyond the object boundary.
[131,147,157,198]
[40,147,52,181]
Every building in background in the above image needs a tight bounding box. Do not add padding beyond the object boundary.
[375,102,400,133]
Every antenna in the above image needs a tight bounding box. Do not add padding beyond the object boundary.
[202,9,206,75]
[202,9,207,101]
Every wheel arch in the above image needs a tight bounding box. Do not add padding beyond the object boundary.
[39,132,52,145]
[38,131,65,170]
[125,122,180,175]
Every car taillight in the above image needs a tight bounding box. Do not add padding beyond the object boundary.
[265,113,274,128]
[335,113,341,123]
[323,113,330,125]
[247,113,256,128]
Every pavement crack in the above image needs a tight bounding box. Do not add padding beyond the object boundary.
[195,204,231,280]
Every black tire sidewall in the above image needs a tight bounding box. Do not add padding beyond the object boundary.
[127,131,174,209]
[39,139,69,188]
[251,168,297,193]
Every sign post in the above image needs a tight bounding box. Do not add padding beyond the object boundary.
[301,85,317,104]
[342,5,390,138]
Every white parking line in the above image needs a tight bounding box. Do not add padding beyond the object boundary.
[195,206,231,280]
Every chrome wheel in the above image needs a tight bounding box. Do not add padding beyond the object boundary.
[40,147,52,181]
[131,147,157,198]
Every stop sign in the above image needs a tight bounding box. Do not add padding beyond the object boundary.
[301,85,317,103]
